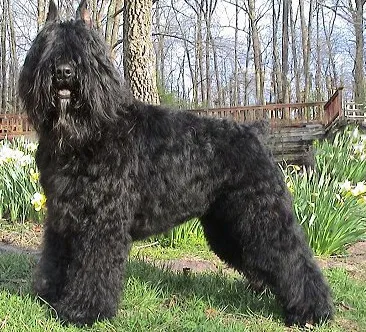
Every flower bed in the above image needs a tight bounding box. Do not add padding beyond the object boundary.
[0,138,45,223]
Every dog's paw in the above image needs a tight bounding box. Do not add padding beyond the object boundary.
[284,303,334,327]
[53,298,117,326]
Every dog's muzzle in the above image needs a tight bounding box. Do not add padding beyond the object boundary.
[54,63,75,99]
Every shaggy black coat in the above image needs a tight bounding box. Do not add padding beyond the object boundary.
[18,0,333,327]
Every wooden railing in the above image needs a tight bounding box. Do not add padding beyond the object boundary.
[0,114,33,139]
[323,87,343,128]
[343,101,366,122]
[190,87,344,129]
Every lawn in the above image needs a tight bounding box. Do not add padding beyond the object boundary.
[0,241,365,332]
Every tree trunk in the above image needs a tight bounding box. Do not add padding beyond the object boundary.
[353,0,365,104]
[210,32,221,106]
[300,0,313,102]
[204,0,219,106]
[196,5,205,106]
[290,3,301,102]
[1,0,7,113]
[37,0,47,30]
[205,13,211,107]
[243,32,251,105]
[321,4,338,94]
[247,0,264,104]
[271,0,282,103]
[233,0,239,106]
[315,1,321,101]
[123,0,159,104]
[155,1,165,89]
[105,0,123,59]
[7,0,18,112]
[282,0,289,104]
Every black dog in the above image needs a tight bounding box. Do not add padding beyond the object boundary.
[18,0,333,326]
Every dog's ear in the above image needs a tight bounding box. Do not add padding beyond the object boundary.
[46,0,59,22]
[76,0,93,29]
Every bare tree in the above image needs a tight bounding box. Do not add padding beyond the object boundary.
[299,0,313,102]
[37,0,47,30]
[352,0,366,103]
[289,3,301,102]
[321,3,338,96]
[315,1,322,101]
[271,0,282,102]
[105,0,123,59]
[282,0,289,103]
[321,0,365,103]
[7,0,18,112]
[247,0,264,104]
[1,0,19,113]
[1,0,7,112]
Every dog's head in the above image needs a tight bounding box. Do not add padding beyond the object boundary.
[19,0,128,147]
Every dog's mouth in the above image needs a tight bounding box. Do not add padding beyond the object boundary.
[55,87,73,112]
[57,89,71,99]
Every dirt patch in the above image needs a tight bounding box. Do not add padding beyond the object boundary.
[0,222,42,250]
[147,242,366,279]
[159,258,219,273]
[335,318,361,332]
[317,242,366,280]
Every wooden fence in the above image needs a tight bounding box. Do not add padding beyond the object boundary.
[0,114,33,139]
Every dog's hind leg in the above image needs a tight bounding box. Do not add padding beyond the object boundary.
[201,190,333,326]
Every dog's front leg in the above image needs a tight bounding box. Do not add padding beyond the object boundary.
[33,223,71,304]
[52,220,132,326]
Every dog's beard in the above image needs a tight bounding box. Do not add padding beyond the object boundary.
[54,93,82,149]
[52,93,96,150]
[57,89,71,112]
[59,98,70,113]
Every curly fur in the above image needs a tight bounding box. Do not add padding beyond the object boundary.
[19,0,333,327]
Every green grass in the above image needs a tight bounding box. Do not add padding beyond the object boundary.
[0,252,365,331]
[131,240,216,261]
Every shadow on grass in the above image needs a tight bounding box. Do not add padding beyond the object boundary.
[125,257,282,321]
[0,252,36,295]
[0,252,282,322]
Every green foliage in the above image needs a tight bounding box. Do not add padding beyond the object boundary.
[280,125,366,256]
[151,218,205,248]
[0,138,45,223]
[314,126,366,182]
[157,80,190,108]
[283,165,366,256]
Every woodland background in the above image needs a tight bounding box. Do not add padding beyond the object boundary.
[1,0,365,111]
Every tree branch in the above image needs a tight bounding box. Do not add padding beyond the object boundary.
[152,32,195,46]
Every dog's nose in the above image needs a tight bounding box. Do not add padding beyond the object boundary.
[55,64,74,82]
